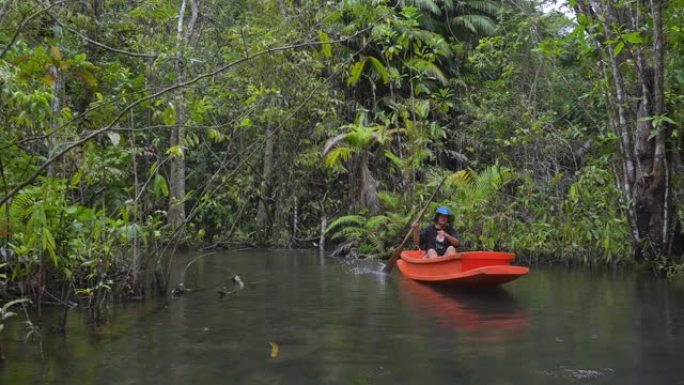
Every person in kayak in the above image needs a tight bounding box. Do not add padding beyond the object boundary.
[412,206,460,258]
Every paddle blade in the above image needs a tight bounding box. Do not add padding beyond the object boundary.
[382,247,403,273]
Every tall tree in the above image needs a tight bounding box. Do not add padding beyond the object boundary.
[168,0,201,233]
[573,0,678,260]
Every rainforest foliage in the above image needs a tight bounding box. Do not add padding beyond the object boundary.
[0,0,683,308]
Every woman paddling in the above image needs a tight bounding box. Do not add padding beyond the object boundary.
[412,206,460,258]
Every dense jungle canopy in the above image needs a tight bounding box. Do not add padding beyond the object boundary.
[0,0,683,307]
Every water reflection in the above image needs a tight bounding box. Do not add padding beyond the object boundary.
[398,278,528,342]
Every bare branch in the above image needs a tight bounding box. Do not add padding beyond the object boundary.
[46,10,159,59]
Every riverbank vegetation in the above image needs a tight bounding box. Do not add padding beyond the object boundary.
[0,0,683,316]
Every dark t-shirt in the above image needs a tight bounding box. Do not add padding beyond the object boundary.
[420,225,460,255]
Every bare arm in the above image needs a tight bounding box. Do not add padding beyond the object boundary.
[445,233,459,247]
[439,230,460,247]
[412,222,421,247]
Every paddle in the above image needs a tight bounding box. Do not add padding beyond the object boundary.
[382,176,448,273]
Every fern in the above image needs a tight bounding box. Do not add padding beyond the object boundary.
[331,226,365,241]
[366,215,391,230]
[378,191,401,210]
[326,215,366,233]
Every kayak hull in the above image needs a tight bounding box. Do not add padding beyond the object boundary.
[396,250,529,287]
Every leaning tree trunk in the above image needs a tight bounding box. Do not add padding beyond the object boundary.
[349,152,380,214]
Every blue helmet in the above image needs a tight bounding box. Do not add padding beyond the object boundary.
[435,206,452,216]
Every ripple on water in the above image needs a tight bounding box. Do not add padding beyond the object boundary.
[537,366,615,381]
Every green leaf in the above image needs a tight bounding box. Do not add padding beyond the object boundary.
[208,128,224,143]
[42,228,57,265]
[74,71,98,87]
[320,32,332,58]
[1,298,29,312]
[347,58,367,85]
[239,118,252,128]
[622,31,645,44]
[166,144,184,158]
[368,57,389,84]
[70,171,82,188]
[163,103,176,126]
[614,41,625,56]
[384,150,403,167]
[154,174,169,197]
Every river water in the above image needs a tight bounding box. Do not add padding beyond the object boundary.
[1,250,684,385]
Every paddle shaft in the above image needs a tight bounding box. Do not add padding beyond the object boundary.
[383,177,447,273]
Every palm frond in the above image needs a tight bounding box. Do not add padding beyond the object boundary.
[407,58,449,85]
[462,0,501,16]
[323,133,348,154]
[449,169,473,188]
[451,14,496,35]
[325,147,354,170]
[406,0,441,15]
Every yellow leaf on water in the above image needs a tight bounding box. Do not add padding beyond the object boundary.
[269,342,279,358]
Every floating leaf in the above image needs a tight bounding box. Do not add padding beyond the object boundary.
[269,342,279,358]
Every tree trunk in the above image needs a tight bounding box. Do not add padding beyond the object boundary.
[0,0,14,26]
[47,63,62,177]
[349,153,380,214]
[256,126,275,243]
[168,0,200,233]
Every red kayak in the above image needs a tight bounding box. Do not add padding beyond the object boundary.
[396,250,529,287]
